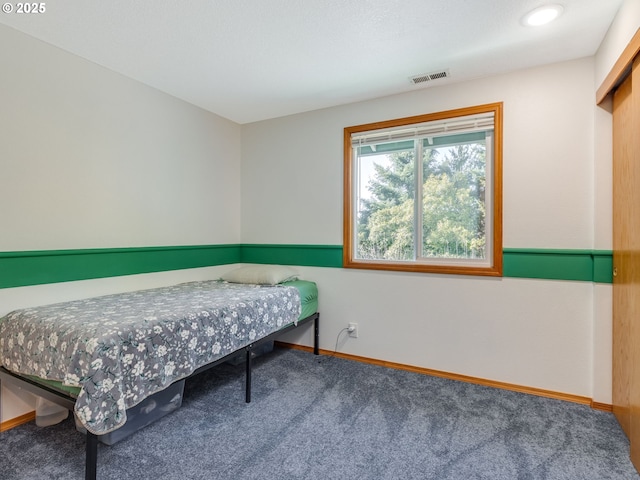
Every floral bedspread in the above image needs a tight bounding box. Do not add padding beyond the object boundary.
[0,281,301,435]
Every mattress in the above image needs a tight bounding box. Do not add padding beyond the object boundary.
[281,279,318,320]
[21,280,318,396]
[0,280,321,435]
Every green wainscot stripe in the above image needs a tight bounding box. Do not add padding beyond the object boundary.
[243,245,613,283]
[0,245,613,289]
[503,249,613,283]
[240,244,343,268]
[592,251,614,284]
[0,245,241,289]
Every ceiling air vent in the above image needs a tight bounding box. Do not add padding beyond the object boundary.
[410,70,450,85]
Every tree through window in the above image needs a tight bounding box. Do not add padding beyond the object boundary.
[343,103,503,276]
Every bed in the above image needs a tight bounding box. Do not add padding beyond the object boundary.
[0,271,319,480]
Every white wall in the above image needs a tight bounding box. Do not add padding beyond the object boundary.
[244,57,604,400]
[0,25,242,251]
[0,25,242,423]
[595,0,640,88]
[593,0,640,251]
[283,267,593,397]
[242,58,596,250]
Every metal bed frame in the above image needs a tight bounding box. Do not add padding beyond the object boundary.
[0,312,319,480]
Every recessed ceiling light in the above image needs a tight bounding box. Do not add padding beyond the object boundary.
[522,4,564,26]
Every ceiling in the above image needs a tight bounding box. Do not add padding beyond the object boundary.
[0,0,624,124]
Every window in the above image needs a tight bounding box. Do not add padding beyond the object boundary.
[343,103,502,276]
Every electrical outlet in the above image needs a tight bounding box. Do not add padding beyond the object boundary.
[348,322,358,338]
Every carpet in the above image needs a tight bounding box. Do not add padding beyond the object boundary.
[1,348,637,479]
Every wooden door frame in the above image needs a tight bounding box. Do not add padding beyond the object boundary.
[597,28,640,105]
[602,26,640,475]
[611,72,633,437]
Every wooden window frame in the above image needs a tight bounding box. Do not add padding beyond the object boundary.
[343,102,503,276]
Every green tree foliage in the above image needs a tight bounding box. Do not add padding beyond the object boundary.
[357,149,416,260]
[357,142,486,260]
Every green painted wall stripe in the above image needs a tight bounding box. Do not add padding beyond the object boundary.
[241,245,615,284]
[503,249,592,282]
[0,245,613,289]
[0,245,241,289]
[503,248,613,283]
[240,244,343,267]
[592,252,614,284]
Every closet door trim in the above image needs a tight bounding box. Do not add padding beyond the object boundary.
[597,27,640,105]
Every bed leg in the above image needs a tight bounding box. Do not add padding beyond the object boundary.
[245,346,252,403]
[314,313,320,355]
[85,432,98,480]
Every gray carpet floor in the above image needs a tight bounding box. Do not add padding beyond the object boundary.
[1,348,638,480]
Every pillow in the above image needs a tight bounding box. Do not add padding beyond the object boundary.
[220,265,299,285]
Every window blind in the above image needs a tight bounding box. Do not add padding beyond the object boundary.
[351,112,495,147]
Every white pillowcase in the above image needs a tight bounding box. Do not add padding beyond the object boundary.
[220,265,299,285]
